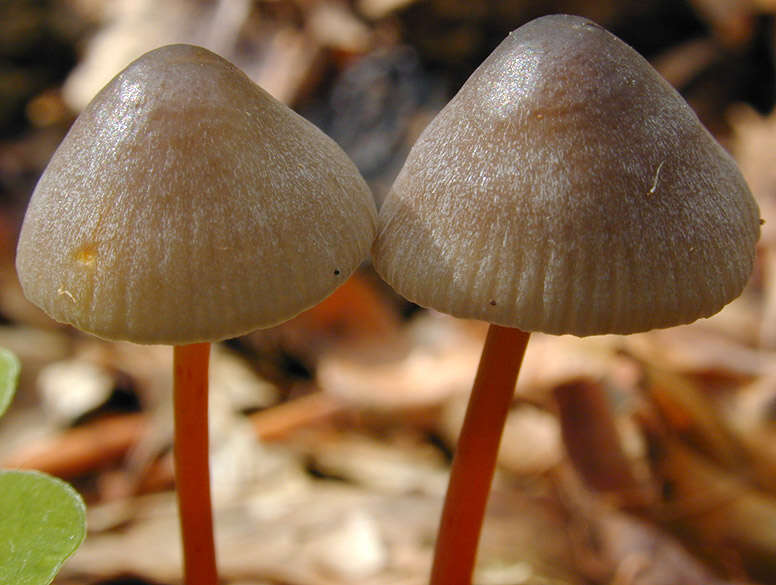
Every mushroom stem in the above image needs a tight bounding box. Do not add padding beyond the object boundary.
[430,325,530,585]
[173,342,217,585]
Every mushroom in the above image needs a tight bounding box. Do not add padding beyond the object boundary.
[16,44,377,585]
[372,15,760,585]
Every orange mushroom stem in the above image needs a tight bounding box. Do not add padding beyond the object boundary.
[173,343,216,585]
[430,325,529,585]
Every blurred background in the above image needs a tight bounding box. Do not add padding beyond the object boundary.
[3,0,776,584]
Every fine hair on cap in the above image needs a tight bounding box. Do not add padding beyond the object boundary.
[17,44,377,344]
[373,15,760,336]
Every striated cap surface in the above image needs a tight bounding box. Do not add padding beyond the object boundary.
[373,15,760,336]
[17,44,377,344]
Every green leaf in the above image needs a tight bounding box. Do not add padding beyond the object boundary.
[0,347,20,418]
[0,470,87,585]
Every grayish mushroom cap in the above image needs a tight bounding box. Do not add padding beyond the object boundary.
[16,44,377,344]
[372,15,760,336]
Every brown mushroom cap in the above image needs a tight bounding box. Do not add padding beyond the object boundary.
[16,44,377,344]
[373,15,760,336]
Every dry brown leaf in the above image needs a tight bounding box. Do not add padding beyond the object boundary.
[61,482,433,584]
[2,413,147,478]
[646,431,776,580]
[357,0,419,20]
[687,0,755,47]
[496,403,563,477]
[625,324,769,379]
[554,379,647,505]
[514,334,631,402]
[579,500,732,585]
[36,357,115,424]
[642,366,746,469]
[317,312,482,414]
[720,375,776,492]
[298,429,449,496]
[307,1,372,53]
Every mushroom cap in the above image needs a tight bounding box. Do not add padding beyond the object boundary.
[373,15,760,336]
[16,44,377,344]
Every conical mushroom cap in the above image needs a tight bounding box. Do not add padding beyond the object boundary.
[373,15,760,336]
[16,44,377,344]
